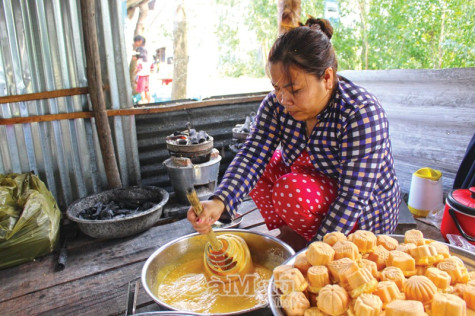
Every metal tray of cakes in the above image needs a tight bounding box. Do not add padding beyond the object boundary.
[268,234,475,316]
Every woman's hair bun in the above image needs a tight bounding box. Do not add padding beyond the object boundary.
[304,17,333,39]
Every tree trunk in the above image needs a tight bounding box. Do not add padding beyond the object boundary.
[277,0,301,35]
[357,0,369,70]
[261,42,268,69]
[436,2,446,69]
[129,58,138,95]
[134,1,149,36]
[172,1,188,100]
[80,0,122,189]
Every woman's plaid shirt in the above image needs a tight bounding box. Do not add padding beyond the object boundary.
[215,76,401,240]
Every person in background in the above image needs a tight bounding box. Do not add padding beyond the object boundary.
[133,35,152,104]
[187,18,401,250]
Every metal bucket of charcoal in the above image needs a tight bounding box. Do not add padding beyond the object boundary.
[66,186,169,239]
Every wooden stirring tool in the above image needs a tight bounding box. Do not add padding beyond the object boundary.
[186,188,223,251]
[186,188,253,281]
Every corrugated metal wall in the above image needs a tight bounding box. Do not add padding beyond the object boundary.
[0,0,140,209]
[136,99,263,191]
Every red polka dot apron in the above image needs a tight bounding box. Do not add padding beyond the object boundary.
[249,149,338,241]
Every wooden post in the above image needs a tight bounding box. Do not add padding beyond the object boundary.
[278,0,301,35]
[80,0,122,189]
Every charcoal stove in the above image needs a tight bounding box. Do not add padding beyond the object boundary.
[229,112,255,153]
[164,124,221,204]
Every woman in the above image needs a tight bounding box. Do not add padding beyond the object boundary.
[187,18,401,247]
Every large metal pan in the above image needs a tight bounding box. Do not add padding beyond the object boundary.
[142,229,295,315]
[268,235,475,316]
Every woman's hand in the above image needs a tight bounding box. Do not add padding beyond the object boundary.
[187,198,225,234]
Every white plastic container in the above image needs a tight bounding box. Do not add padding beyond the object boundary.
[407,167,444,217]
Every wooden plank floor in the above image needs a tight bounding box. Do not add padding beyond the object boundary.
[0,198,445,316]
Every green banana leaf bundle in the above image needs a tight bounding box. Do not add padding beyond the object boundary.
[0,172,61,270]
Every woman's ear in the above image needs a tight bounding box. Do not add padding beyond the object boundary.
[323,67,334,90]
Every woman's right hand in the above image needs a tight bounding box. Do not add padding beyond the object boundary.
[187,198,225,234]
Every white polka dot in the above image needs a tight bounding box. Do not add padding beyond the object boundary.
[315,199,319,203]
[296,204,300,208]
[292,179,297,182]
[329,189,334,194]
[298,198,303,201]
[318,205,322,209]
[306,199,310,203]
[296,189,300,193]
[322,179,326,184]
[325,197,329,201]
[307,188,311,193]
[287,203,291,207]
[320,185,324,190]
[311,179,315,182]
[280,193,284,197]
[317,192,321,196]
[282,209,287,213]
[302,180,307,183]
[276,183,280,188]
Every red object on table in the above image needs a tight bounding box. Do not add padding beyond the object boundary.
[161,78,173,85]
[440,186,475,245]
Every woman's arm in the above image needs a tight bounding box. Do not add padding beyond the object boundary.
[213,93,283,218]
[314,102,388,240]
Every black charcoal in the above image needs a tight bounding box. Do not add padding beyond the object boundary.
[77,199,158,220]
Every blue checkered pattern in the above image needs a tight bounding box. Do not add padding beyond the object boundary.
[214,76,401,240]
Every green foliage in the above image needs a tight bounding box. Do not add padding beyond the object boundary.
[246,0,278,49]
[218,48,266,77]
[215,0,270,77]
[340,0,474,69]
[300,0,325,21]
[214,0,474,76]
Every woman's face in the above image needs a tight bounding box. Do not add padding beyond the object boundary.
[269,62,334,122]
